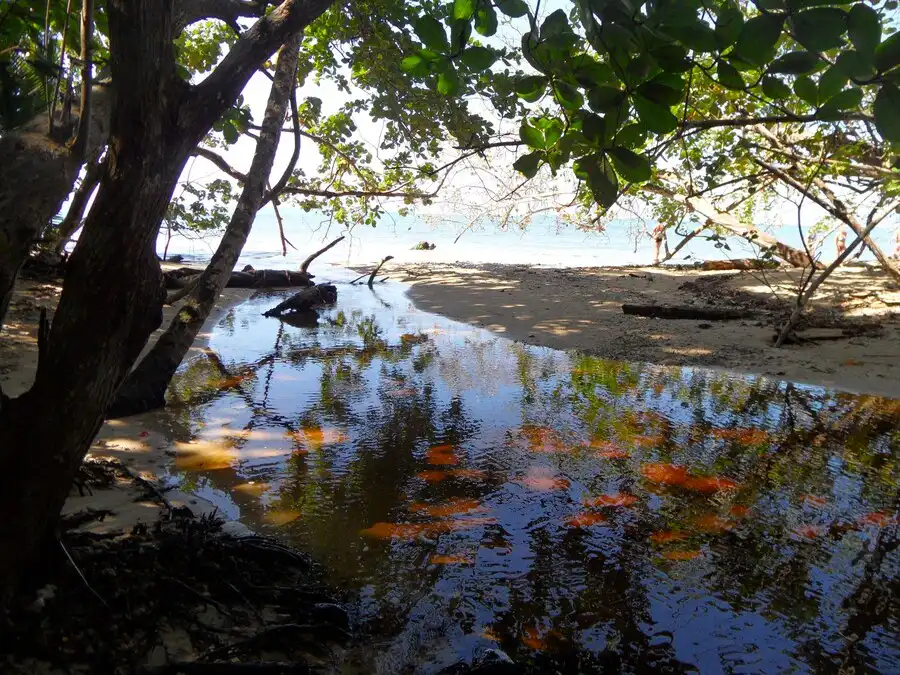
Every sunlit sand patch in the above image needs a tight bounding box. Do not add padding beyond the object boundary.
[104,437,151,452]
[429,553,474,565]
[233,481,270,497]
[661,549,703,561]
[649,530,690,545]
[583,493,638,508]
[263,509,301,526]
[173,440,237,471]
[641,463,689,486]
[565,512,609,528]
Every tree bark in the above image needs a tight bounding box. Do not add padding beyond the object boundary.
[0,0,334,597]
[108,32,302,419]
[51,154,106,254]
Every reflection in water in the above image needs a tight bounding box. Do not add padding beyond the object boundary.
[160,276,900,674]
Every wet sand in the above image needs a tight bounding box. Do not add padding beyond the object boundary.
[368,261,900,399]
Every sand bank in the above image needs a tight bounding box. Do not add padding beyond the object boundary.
[377,261,900,399]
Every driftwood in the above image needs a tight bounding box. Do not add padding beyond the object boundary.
[300,235,345,273]
[350,256,394,287]
[163,269,314,290]
[263,284,337,318]
[701,259,780,271]
[622,304,753,320]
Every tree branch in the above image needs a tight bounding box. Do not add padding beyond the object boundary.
[299,234,344,272]
[262,87,300,206]
[172,0,266,34]
[71,0,94,160]
[186,0,334,134]
[680,112,872,130]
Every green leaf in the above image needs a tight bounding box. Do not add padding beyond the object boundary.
[573,61,616,88]
[401,54,424,74]
[847,4,880,56]
[616,123,647,148]
[875,32,900,73]
[588,86,625,112]
[554,81,585,110]
[474,5,498,36]
[222,122,239,144]
[633,96,678,134]
[543,118,564,146]
[453,0,476,20]
[520,119,546,149]
[581,113,608,144]
[415,16,449,52]
[515,75,549,102]
[791,8,847,52]
[762,75,792,99]
[793,75,818,105]
[874,84,900,141]
[497,0,529,18]
[650,45,692,73]
[461,46,496,71]
[575,153,619,207]
[819,87,863,118]
[835,50,875,79]
[521,32,547,74]
[437,68,460,95]
[608,147,651,182]
[715,3,744,49]
[733,14,785,66]
[513,151,544,178]
[637,76,685,105]
[717,61,745,89]
[541,9,572,39]
[769,51,821,74]
[818,64,848,101]
[450,18,472,54]
[662,20,717,53]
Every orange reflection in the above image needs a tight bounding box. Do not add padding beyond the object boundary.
[361,522,430,540]
[791,524,824,540]
[803,494,828,508]
[683,476,739,494]
[410,499,483,518]
[520,425,565,453]
[426,444,459,466]
[481,628,501,642]
[649,530,689,545]
[430,553,474,565]
[388,387,417,398]
[662,549,703,561]
[859,512,894,527]
[417,470,449,483]
[583,493,638,508]
[233,481,270,497]
[693,514,734,533]
[589,441,630,459]
[641,463,689,486]
[565,512,609,528]
[711,427,769,445]
[263,509,300,525]
[448,468,488,480]
[521,626,546,650]
[729,505,750,518]
[291,425,347,452]
[518,466,570,491]
[632,434,664,448]
[174,440,237,471]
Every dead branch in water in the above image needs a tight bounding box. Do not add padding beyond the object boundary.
[299,235,345,273]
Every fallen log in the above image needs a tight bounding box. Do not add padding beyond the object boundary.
[701,259,779,271]
[263,284,337,318]
[163,268,314,290]
[622,304,753,320]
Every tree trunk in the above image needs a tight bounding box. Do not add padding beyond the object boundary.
[108,32,302,419]
[0,0,335,597]
[0,133,79,327]
[52,154,107,254]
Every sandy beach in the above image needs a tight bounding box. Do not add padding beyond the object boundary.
[378,261,900,399]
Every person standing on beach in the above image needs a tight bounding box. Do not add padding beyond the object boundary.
[895,228,900,260]
[651,224,667,264]
[835,227,847,261]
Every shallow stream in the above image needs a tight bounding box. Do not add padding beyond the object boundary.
[163,269,900,674]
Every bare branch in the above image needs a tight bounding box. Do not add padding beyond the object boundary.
[299,235,345,272]
[262,86,301,205]
[172,0,266,33]
[681,112,872,130]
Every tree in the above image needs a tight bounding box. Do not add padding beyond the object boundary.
[0,0,335,597]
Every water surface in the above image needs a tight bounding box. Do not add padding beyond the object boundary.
[163,271,900,674]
